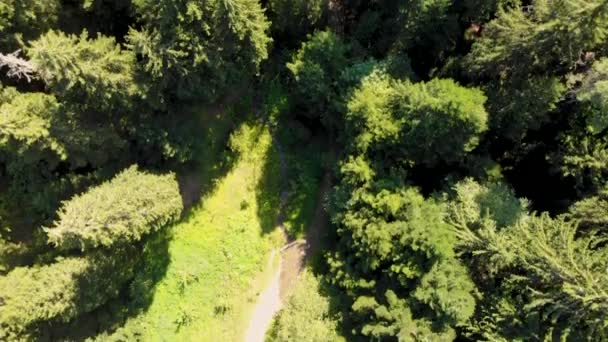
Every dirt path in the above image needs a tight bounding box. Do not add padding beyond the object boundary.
[244,92,335,341]
[244,172,332,342]
[244,251,282,342]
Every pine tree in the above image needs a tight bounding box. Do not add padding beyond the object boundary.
[0,0,61,51]
[27,30,138,114]
[46,166,183,251]
[466,0,608,80]
[448,180,608,340]
[555,58,608,194]
[0,247,139,340]
[126,0,271,103]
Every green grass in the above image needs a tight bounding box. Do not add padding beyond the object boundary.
[261,79,327,239]
[266,268,345,342]
[281,141,325,238]
[99,121,285,341]
[96,80,329,341]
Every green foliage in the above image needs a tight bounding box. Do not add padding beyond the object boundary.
[97,121,280,341]
[393,0,460,68]
[347,74,488,166]
[328,182,476,338]
[0,90,126,219]
[576,59,608,134]
[0,247,139,340]
[462,0,517,22]
[556,58,608,194]
[504,215,608,339]
[352,290,457,341]
[46,166,183,251]
[558,133,608,193]
[267,270,343,341]
[0,237,27,274]
[0,91,65,164]
[267,0,327,39]
[127,0,271,103]
[485,76,565,141]
[0,0,60,50]
[447,179,527,278]
[450,182,608,340]
[466,0,608,79]
[567,183,608,231]
[27,30,138,113]
[448,178,528,229]
[413,258,477,325]
[287,30,350,129]
[3,0,608,341]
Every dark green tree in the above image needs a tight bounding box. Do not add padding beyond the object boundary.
[466,0,608,80]
[287,30,351,130]
[126,0,271,104]
[0,89,126,220]
[555,58,608,194]
[484,76,565,142]
[0,0,60,50]
[328,179,476,339]
[267,0,327,41]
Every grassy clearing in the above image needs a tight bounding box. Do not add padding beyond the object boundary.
[96,80,328,341]
[99,121,284,341]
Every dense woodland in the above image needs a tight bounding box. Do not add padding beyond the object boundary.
[1,0,608,341]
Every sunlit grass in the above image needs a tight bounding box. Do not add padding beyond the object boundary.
[105,121,284,341]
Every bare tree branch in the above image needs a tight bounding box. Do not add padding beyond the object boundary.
[0,50,36,82]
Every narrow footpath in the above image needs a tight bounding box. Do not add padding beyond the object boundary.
[243,172,332,342]
[244,109,333,341]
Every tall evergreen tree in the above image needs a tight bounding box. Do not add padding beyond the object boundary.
[27,30,139,114]
[0,247,139,340]
[0,0,60,51]
[466,0,608,80]
[46,166,183,251]
[126,0,271,104]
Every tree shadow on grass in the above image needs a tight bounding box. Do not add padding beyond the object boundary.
[255,141,284,236]
[39,95,253,341]
[41,228,171,341]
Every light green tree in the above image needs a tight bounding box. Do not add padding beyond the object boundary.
[346,73,488,166]
[46,166,183,251]
[0,247,139,340]
[27,30,139,113]
[267,270,344,342]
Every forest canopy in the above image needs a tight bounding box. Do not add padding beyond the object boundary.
[1,0,608,341]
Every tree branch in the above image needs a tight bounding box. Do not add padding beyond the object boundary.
[0,50,36,82]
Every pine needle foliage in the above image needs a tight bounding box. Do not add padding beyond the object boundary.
[46,166,183,251]
[27,30,138,113]
[0,247,139,340]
